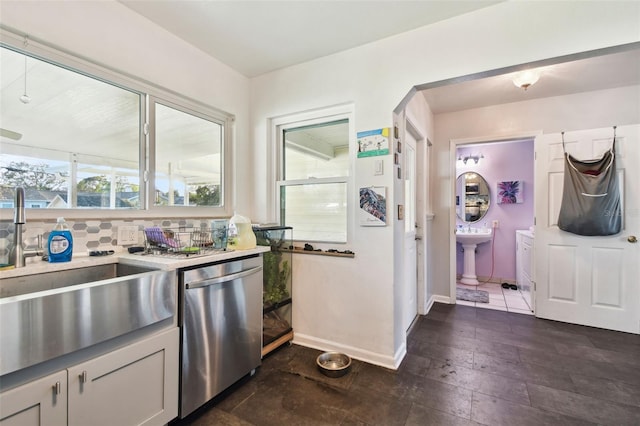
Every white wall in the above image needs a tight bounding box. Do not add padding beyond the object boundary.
[250,1,640,367]
[0,0,253,213]
[2,0,639,368]
[432,85,640,298]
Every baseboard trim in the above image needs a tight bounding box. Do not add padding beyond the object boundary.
[455,275,516,285]
[292,333,399,370]
[433,294,452,304]
[425,295,436,313]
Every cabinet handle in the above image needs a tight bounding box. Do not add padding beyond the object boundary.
[53,381,61,395]
[79,370,88,383]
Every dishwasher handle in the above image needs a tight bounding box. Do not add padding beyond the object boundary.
[186,266,263,290]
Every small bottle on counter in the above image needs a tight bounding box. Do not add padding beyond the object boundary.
[47,217,73,263]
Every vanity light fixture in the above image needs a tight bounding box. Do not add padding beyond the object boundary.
[458,154,484,165]
[512,69,540,91]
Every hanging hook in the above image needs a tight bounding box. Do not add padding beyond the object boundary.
[561,131,566,153]
[613,125,617,139]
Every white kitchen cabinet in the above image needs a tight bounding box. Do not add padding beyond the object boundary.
[68,327,178,426]
[516,230,534,312]
[0,370,67,426]
[0,327,178,426]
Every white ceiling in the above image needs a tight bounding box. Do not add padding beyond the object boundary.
[118,0,501,78]
[422,48,640,114]
[119,0,640,113]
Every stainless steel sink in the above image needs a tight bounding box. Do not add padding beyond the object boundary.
[1,263,157,298]
[0,263,176,376]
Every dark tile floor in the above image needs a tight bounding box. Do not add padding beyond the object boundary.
[177,303,640,425]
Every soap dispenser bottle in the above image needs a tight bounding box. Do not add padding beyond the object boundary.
[47,217,73,262]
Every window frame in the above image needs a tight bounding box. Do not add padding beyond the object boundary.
[148,96,231,214]
[272,105,355,244]
[0,29,233,220]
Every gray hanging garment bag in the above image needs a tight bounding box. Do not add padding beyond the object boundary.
[557,134,621,236]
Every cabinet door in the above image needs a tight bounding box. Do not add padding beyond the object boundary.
[0,370,67,426]
[68,328,178,426]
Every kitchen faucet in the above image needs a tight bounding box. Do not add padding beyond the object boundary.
[9,187,43,268]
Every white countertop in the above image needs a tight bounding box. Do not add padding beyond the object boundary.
[118,246,270,270]
[516,229,535,238]
[0,246,270,278]
[1,254,119,279]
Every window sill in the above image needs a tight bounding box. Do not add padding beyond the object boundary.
[284,247,355,258]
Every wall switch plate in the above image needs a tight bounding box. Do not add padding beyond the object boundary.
[492,220,499,228]
[374,159,383,175]
[118,225,139,245]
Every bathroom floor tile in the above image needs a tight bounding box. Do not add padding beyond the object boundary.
[507,307,534,315]
[456,282,478,290]
[457,281,532,317]
[483,286,504,295]
[488,295,507,305]
[504,298,531,311]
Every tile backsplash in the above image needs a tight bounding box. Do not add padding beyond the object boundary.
[0,218,216,264]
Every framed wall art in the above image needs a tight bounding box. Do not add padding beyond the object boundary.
[359,186,387,226]
[497,180,524,204]
[357,128,390,158]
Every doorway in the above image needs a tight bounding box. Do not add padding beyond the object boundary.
[402,118,422,332]
[450,135,536,315]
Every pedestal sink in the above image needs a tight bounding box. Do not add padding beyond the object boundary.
[456,228,492,285]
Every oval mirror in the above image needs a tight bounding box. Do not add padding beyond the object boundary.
[456,172,490,223]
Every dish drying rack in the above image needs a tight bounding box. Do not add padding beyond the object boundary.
[143,226,222,256]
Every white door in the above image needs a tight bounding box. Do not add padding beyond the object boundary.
[535,125,639,333]
[403,130,418,332]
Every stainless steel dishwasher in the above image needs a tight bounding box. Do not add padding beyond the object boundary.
[179,255,263,418]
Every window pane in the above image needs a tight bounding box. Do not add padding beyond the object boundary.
[154,103,223,207]
[280,183,347,243]
[283,120,349,180]
[0,47,140,209]
[76,162,140,208]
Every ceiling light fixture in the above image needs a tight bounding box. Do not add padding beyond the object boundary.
[512,70,540,91]
[458,154,484,165]
[19,36,31,104]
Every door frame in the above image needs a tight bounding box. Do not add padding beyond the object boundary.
[449,130,542,304]
[404,116,428,316]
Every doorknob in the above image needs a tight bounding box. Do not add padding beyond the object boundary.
[628,235,638,243]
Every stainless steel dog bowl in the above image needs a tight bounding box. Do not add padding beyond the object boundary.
[316,352,351,378]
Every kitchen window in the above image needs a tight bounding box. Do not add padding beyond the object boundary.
[276,111,352,243]
[150,100,225,208]
[0,35,231,217]
[0,46,141,210]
